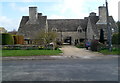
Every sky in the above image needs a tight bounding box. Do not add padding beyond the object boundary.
[0,0,119,31]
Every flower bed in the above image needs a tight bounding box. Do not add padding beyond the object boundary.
[2,45,53,50]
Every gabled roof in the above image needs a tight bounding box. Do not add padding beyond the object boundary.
[88,16,99,37]
[47,19,88,32]
[17,15,47,39]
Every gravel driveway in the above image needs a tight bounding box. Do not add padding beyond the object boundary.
[60,45,104,59]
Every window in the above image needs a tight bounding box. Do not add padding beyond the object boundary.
[77,28,82,33]
[52,28,57,32]
[77,26,83,33]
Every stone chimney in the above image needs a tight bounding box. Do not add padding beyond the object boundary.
[97,6,107,24]
[89,12,96,17]
[29,7,38,23]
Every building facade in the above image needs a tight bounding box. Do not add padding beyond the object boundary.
[0,27,7,33]
[17,5,118,45]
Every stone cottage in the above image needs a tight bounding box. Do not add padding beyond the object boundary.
[17,5,118,45]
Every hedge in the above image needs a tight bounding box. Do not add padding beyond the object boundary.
[13,35,18,44]
[2,33,14,45]
[17,35,24,44]
[13,35,24,44]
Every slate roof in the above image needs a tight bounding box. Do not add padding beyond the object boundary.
[109,16,118,32]
[47,19,88,32]
[88,15,118,39]
[88,16,99,37]
[17,15,47,39]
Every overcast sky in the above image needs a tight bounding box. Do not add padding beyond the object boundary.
[0,0,119,31]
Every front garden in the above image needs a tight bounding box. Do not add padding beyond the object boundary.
[76,40,120,55]
[1,45,62,57]
[1,31,63,57]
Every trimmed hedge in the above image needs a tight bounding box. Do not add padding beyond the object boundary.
[2,33,14,45]
[17,35,24,44]
[13,35,24,44]
[13,35,18,44]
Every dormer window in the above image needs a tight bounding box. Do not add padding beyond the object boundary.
[52,28,57,32]
[77,26,83,33]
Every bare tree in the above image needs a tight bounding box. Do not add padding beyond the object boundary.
[34,29,58,50]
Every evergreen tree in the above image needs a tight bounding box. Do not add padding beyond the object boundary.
[99,29,104,44]
[117,21,120,44]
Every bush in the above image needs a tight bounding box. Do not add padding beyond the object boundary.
[90,40,108,51]
[112,33,119,45]
[13,35,24,45]
[13,35,18,44]
[76,43,85,48]
[90,40,100,51]
[98,43,108,51]
[17,35,24,44]
[2,33,14,45]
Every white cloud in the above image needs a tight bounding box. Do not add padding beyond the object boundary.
[9,3,28,13]
[48,0,88,19]
[48,0,119,20]
[0,16,21,31]
[108,0,119,21]
[61,0,84,14]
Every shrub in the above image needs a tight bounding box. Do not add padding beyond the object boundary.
[13,35,18,44]
[13,35,24,45]
[112,33,119,45]
[98,43,108,51]
[90,40,108,51]
[76,43,85,48]
[90,40,99,51]
[2,33,14,45]
[17,35,24,44]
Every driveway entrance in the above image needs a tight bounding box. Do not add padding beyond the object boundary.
[60,45,104,59]
[64,37,72,45]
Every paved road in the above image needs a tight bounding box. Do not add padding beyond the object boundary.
[2,46,119,81]
[2,58,118,81]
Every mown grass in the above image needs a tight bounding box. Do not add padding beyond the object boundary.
[99,48,120,55]
[1,50,62,57]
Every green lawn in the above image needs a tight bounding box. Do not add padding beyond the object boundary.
[99,49,120,55]
[1,50,62,57]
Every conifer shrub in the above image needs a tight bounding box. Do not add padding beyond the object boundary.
[2,33,14,45]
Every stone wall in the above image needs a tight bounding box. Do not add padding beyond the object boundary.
[57,31,85,45]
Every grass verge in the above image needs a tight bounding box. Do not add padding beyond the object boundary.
[99,49,120,55]
[1,50,62,57]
